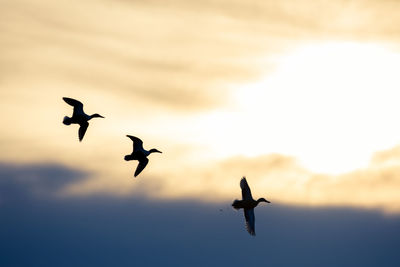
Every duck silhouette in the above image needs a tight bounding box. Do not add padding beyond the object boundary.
[124,135,162,177]
[62,97,104,141]
[232,177,270,236]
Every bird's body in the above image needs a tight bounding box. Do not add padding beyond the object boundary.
[232,177,270,236]
[62,97,104,141]
[124,135,162,177]
[232,199,266,210]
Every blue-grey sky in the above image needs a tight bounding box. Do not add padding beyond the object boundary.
[2,0,400,210]
[1,163,400,267]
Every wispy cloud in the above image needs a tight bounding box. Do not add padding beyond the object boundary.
[0,163,87,203]
[4,0,398,113]
[2,0,400,213]
[51,144,400,214]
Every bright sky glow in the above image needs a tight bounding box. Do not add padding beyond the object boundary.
[233,42,400,174]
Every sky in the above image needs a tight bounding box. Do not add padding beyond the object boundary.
[1,0,400,266]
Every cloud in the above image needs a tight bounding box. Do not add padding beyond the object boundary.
[50,144,400,214]
[4,0,399,114]
[213,147,400,213]
[371,145,400,165]
[0,162,88,204]
[0,0,270,111]
[2,0,400,216]
[2,137,400,215]
[122,0,400,40]
[197,149,400,213]
[1,168,399,267]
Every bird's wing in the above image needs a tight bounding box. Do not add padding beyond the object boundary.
[244,208,256,236]
[78,121,89,142]
[134,157,149,177]
[240,177,253,200]
[63,97,84,115]
[126,135,144,152]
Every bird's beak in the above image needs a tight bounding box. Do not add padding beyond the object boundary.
[266,200,271,203]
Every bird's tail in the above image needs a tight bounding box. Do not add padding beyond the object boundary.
[63,116,72,125]
[232,199,242,210]
[124,155,134,161]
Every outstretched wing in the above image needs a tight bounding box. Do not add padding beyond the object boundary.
[63,97,84,116]
[240,177,253,201]
[78,121,89,142]
[134,158,149,177]
[126,135,144,152]
[244,208,256,236]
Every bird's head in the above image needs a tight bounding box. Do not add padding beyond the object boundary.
[257,198,271,204]
[90,113,105,119]
[149,148,162,154]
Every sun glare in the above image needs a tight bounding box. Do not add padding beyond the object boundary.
[231,42,400,174]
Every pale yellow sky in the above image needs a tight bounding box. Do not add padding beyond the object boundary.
[1,0,400,213]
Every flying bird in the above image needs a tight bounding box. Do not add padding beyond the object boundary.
[124,135,162,177]
[232,177,270,236]
[62,97,104,141]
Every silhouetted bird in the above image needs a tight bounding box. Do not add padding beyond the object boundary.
[62,97,104,141]
[232,177,270,236]
[124,135,162,177]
